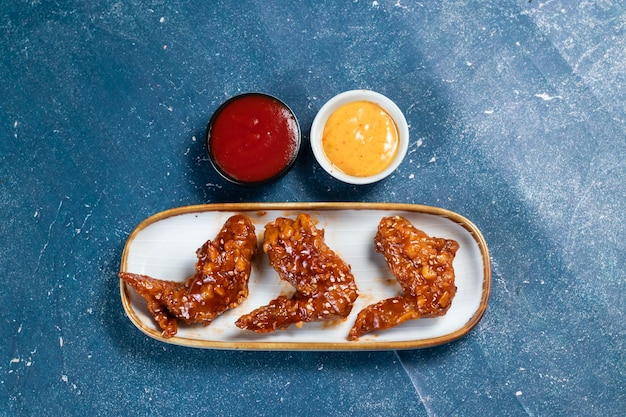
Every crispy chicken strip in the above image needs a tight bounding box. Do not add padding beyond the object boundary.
[235,214,358,332]
[120,214,257,338]
[348,216,459,340]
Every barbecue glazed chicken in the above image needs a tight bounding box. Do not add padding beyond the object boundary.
[120,214,257,338]
[348,216,459,340]
[235,214,358,332]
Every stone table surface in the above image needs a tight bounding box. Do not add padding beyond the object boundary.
[1,1,624,416]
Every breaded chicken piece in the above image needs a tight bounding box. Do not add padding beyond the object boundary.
[348,216,458,340]
[235,214,358,332]
[120,214,257,338]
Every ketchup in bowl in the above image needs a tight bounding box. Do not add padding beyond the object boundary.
[206,93,301,186]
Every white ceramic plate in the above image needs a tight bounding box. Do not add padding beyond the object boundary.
[119,202,490,350]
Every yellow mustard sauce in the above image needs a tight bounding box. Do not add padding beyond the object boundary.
[322,100,399,177]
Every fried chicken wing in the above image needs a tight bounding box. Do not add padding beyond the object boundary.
[348,216,459,340]
[235,213,358,332]
[120,214,257,338]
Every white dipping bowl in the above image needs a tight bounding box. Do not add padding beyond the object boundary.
[310,90,409,185]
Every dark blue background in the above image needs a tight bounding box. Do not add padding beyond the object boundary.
[1,1,624,416]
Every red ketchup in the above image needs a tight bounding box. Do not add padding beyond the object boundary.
[207,93,300,185]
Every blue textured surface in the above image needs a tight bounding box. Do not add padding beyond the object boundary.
[1,1,624,416]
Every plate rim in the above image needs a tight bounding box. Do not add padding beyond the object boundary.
[119,202,491,350]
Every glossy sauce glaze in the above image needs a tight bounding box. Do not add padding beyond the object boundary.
[207,94,300,184]
[235,213,359,333]
[322,100,399,177]
[119,215,257,338]
[348,216,459,340]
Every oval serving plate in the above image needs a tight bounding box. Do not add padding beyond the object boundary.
[119,202,491,350]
